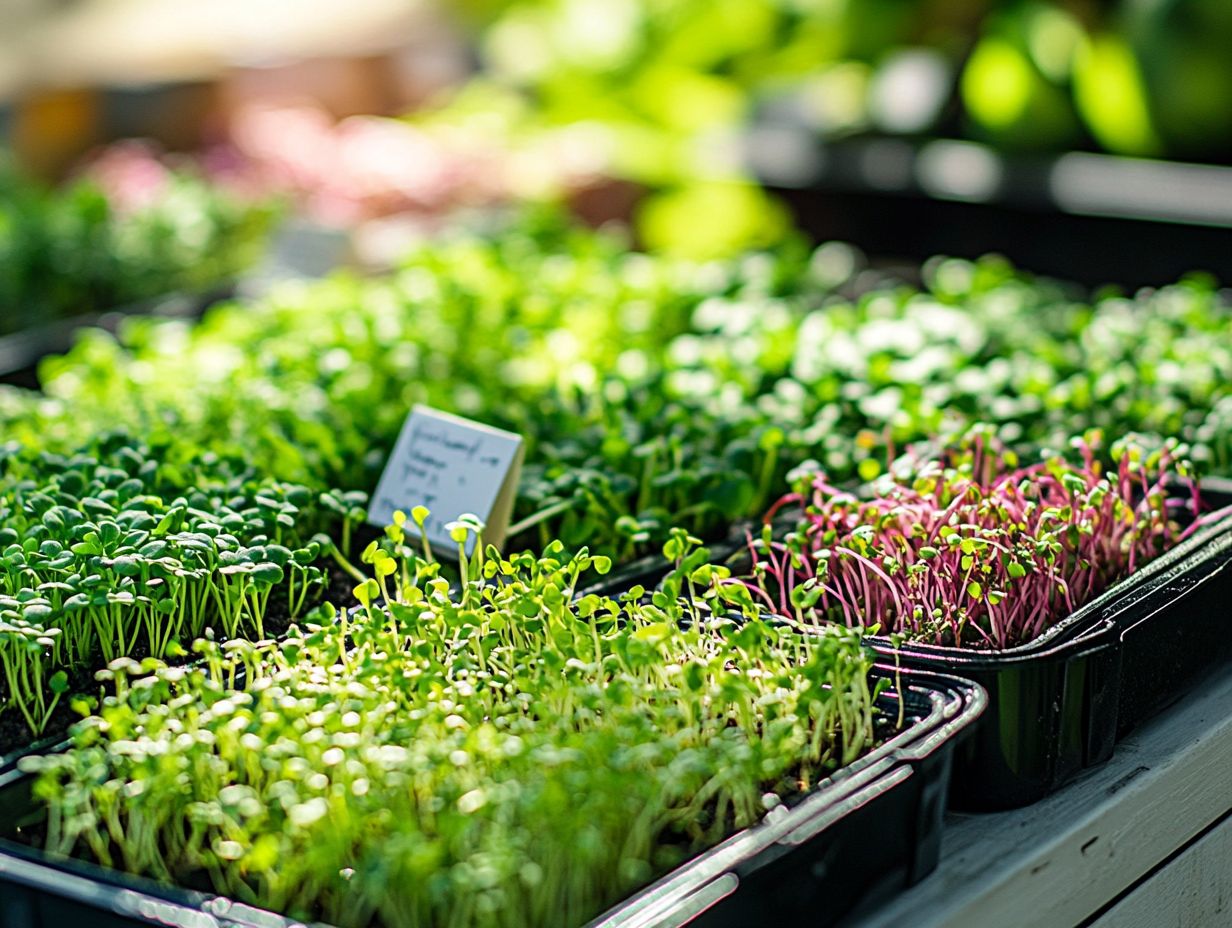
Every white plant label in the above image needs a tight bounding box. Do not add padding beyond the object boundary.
[369,406,524,557]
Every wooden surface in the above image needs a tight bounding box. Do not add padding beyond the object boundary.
[852,662,1232,928]
[1091,815,1232,928]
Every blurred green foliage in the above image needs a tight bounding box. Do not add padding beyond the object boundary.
[442,0,1232,256]
[0,162,275,336]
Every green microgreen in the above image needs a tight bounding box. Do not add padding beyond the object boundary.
[25,512,884,926]
[0,432,342,737]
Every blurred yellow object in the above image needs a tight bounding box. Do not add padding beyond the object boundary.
[11,88,99,180]
[637,180,788,259]
[1073,33,1160,157]
[963,39,1034,131]
[1025,4,1083,83]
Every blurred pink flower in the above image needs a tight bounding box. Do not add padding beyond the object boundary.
[84,141,171,213]
[219,103,513,225]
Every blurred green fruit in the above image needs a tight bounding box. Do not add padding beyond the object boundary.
[1073,33,1161,157]
[961,33,1079,151]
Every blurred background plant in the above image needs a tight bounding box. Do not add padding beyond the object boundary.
[2,0,1230,265]
[0,143,275,335]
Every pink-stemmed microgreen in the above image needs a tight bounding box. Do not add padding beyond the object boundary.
[733,427,1197,649]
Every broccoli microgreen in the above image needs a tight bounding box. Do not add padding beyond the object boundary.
[0,433,343,737]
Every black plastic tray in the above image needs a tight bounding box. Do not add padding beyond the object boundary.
[749,127,1232,289]
[697,482,1232,812]
[865,488,1232,811]
[587,666,985,928]
[0,666,984,928]
[1108,500,1232,737]
[0,733,63,781]
[874,616,1116,811]
[0,285,234,388]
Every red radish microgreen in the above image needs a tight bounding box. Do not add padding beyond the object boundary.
[735,428,1195,649]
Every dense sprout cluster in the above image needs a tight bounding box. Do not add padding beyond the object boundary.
[4,217,821,558]
[737,429,1196,649]
[25,529,881,927]
[2,216,1229,567]
[0,209,1224,924]
[0,211,1226,738]
[0,434,350,737]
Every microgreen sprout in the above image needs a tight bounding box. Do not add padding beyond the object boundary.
[735,428,1196,649]
[8,216,1230,570]
[0,433,340,737]
[26,512,887,926]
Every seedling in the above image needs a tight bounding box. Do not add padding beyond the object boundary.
[0,433,342,737]
[26,513,885,926]
[734,428,1196,649]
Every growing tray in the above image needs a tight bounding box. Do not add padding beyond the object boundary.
[0,285,234,388]
[696,482,1232,812]
[863,485,1232,812]
[1107,481,1232,737]
[0,666,984,928]
[749,127,1232,289]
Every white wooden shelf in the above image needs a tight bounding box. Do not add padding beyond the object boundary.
[851,661,1232,928]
